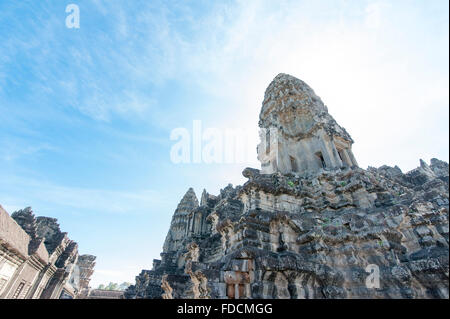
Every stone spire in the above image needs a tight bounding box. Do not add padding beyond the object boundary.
[174,188,199,214]
[260,73,329,124]
[200,189,218,208]
[200,189,208,206]
[162,188,199,254]
[257,73,358,174]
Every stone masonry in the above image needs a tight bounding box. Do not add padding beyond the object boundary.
[125,73,449,299]
[0,206,95,299]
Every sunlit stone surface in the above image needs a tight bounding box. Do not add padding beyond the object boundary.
[125,74,448,299]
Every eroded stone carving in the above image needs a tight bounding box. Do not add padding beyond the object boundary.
[257,74,357,174]
[125,74,448,299]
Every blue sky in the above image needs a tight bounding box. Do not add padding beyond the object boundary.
[0,0,448,286]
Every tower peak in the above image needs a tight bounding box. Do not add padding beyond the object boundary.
[257,74,358,174]
[175,187,199,213]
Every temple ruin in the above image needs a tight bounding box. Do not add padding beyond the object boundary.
[125,73,449,299]
[0,206,95,299]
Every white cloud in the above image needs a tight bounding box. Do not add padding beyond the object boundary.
[365,1,387,29]
[148,0,448,172]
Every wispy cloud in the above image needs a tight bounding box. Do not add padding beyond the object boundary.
[0,175,169,216]
[152,0,449,171]
[0,139,57,161]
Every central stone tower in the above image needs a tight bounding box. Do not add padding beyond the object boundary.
[257,73,358,174]
[125,73,449,300]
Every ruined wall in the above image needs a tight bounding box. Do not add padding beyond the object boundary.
[0,206,95,299]
[0,206,37,298]
[84,289,124,299]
